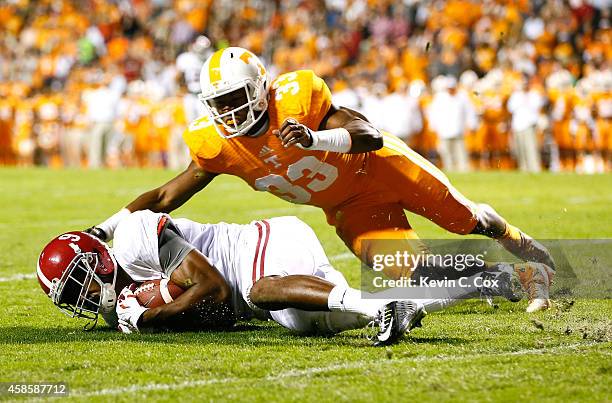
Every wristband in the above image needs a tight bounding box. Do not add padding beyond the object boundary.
[298,128,352,153]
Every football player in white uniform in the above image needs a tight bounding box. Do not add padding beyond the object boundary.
[176,36,212,122]
[38,212,432,345]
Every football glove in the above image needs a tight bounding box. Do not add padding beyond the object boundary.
[84,226,108,241]
[116,283,148,334]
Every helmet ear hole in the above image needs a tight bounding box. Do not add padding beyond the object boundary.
[99,283,117,313]
[253,78,268,112]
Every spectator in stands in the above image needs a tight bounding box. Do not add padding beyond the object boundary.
[0,0,608,174]
[508,76,545,172]
[382,82,422,142]
[81,72,121,168]
[428,76,471,172]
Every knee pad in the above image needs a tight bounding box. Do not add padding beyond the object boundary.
[473,203,506,237]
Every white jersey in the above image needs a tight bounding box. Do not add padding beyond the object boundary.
[113,210,251,315]
[113,210,243,277]
[112,211,341,320]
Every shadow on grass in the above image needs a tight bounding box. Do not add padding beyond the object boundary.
[0,323,474,349]
[0,322,269,343]
[0,322,378,348]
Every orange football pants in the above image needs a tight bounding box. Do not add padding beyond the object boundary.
[324,133,478,275]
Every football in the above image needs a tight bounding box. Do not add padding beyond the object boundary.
[134,279,184,308]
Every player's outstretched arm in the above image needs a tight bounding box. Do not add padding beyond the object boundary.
[89,162,217,241]
[275,105,383,154]
[125,161,217,214]
[138,249,233,329]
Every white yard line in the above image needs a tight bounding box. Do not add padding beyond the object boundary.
[0,273,36,282]
[76,342,603,397]
[329,252,356,262]
[0,219,91,229]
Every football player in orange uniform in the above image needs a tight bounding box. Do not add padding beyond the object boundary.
[90,47,554,312]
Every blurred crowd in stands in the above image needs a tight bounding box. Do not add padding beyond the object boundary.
[0,0,610,173]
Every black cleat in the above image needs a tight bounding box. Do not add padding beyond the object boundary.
[373,300,426,346]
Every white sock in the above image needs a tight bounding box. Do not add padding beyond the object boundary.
[419,298,459,313]
[418,273,483,313]
[327,286,385,319]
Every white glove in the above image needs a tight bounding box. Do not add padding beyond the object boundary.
[116,283,148,334]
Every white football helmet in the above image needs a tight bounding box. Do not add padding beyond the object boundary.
[198,47,269,138]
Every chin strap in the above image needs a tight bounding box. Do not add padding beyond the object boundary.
[99,283,117,314]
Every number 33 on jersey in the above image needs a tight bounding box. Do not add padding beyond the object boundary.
[183,69,367,209]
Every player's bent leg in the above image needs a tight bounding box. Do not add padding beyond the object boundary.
[325,200,507,285]
[237,216,399,324]
[324,193,549,312]
[249,275,384,319]
[251,280,363,336]
[371,135,555,286]
[249,275,425,343]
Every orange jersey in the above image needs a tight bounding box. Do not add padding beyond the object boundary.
[183,70,367,209]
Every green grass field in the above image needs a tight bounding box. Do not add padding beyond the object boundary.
[1,168,610,401]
